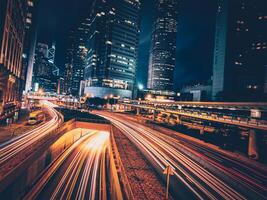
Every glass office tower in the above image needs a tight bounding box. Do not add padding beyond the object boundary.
[83,0,141,99]
[147,0,178,93]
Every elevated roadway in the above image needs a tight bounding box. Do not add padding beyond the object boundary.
[119,101,267,131]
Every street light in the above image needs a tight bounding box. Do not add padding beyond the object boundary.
[163,165,174,200]
[138,83,144,90]
[145,94,152,100]
[38,89,44,96]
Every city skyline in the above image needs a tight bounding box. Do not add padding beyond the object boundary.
[37,0,217,90]
[81,0,141,99]
[0,1,267,199]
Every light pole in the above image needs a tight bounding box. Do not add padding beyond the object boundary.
[163,165,174,200]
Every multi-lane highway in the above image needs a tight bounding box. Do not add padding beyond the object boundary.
[23,129,110,200]
[0,101,63,179]
[96,111,267,200]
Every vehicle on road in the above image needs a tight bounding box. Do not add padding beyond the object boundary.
[27,110,45,125]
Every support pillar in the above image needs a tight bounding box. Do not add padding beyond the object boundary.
[248,129,259,160]
[166,114,170,124]
[152,110,156,121]
[177,115,181,125]
[137,108,140,115]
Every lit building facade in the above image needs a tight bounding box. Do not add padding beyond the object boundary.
[82,0,141,99]
[23,0,39,93]
[32,43,57,93]
[63,19,89,96]
[212,0,267,101]
[147,0,178,93]
[0,0,27,121]
[63,30,75,95]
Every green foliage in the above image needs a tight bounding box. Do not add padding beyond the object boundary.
[86,97,107,106]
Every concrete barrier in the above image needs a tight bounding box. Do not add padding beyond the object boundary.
[76,121,111,131]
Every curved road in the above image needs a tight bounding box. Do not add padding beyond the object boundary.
[0,101,63,179]
[96,111,267,200]
[24,130,110,200]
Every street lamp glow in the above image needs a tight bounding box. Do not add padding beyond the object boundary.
[38,89,44,95]
[145,94,152,100]
[138,83,144,90]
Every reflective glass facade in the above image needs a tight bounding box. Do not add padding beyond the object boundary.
[83,0,141,98]
[64,19,90,96]
[147,0,178,92]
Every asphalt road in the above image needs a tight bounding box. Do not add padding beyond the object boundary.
[0,101,63,180]
[96,111,267,200]
[24,129,110,200]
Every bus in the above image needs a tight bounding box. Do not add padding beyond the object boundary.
[28,110,45,125]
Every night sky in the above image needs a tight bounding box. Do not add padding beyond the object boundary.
[37,0,217,90]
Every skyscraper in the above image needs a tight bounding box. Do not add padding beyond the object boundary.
[32,43,57,93]
[0,0,27,121]
[23,0,39,93]
[147,0,178,93]
[82,0,141,99]
[212,0,267,101]
[63,30,75,95]
[63,19,89,96]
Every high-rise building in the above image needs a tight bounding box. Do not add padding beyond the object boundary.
[63,30,75,95]
[0,0,27,121]
[82,0,141,99]
[147,0,178,93]
[63,19,89,96]
[23,0,39,93]
[32,43,57,93]
[212,0,267,101]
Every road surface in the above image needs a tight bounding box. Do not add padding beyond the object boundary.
[23,129,111,200]
[0,101,63,180]
[96,111,267,200]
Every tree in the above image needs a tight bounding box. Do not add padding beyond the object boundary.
[86,97,107,107]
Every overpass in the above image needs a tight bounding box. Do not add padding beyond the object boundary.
[25,93,81,109]
[119,100,267,160]
[119,100,267,131]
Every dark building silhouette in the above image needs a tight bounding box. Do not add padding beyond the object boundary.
[212,0,267,101]
[147,0,178,94]
[0,0,27,121]
[82,0,141,98]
